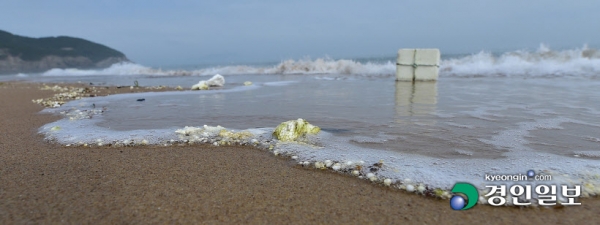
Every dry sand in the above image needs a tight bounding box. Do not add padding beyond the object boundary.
[0,81,598,224]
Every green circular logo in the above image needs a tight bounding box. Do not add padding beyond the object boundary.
[450,183,479,210]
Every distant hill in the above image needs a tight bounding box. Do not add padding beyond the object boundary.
[0,30,130,74]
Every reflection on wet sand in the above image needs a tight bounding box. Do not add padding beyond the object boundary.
[395,81,438,125]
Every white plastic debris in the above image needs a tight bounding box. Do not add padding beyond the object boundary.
[384,178,392,186]
[324,160,333,168]
[332,163,341,171]
[191,74,225,90]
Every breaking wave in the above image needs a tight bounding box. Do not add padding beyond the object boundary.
[41,44,600,77]
[441,44,600,77]
[199,58,396,76]
[42,63,192,76]
[41,58,396,76]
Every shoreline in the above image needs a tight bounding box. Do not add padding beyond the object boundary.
[1,81,598,224]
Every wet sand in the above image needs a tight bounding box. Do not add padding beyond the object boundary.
[0,81,598,224]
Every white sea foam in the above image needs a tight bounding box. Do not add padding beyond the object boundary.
[40,58,396,76]
[276,131,600,195]
[37,75,600,202]
[441,44,600,77]
[574,151,600,158]
[39,85,261,145]
[42,62,163,76]
[37,44,600,78]
[206,58,396,75]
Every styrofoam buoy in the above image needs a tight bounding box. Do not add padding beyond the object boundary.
[396,49,440,81]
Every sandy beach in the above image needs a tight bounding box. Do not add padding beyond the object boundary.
[0,81,598,224]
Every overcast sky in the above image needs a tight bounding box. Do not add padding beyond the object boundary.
[2,0,599,66]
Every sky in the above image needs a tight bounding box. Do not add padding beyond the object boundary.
[1,0,599,67]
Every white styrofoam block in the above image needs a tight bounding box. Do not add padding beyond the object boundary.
[396,49,440,81]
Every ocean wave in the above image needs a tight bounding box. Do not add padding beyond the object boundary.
[201,58,397,75]
[41,58,397,76]
[40,44,600,77]
[441,44,600,77]
[42,63,190,76]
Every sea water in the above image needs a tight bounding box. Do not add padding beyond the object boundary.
[9,45,600,199]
